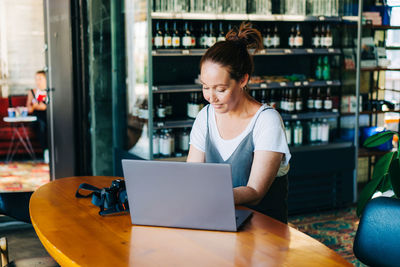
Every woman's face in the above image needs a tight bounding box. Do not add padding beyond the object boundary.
[35,73,46,90]
[200,61,247,114]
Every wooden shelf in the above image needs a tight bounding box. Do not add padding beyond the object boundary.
[371,25,400,30]
[361,67,400,71]
[153,80,341,93]
[290,142,353,153]
[358,147,391,157]
[342,110,400,116]
[152,48,341,57]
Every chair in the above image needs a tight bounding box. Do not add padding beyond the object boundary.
[0,193,58,267]
[353,197,400,267]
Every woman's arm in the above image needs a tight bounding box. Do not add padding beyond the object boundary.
[233,150,283,205]
[186,145,205,163]
[35,102,47,111]
[26,90,35,114]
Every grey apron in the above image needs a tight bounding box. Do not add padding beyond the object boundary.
[205,105,288,223]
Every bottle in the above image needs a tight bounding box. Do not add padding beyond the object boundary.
[200,23,208,49]
[316,119,323,142]
[322,56,331,80]
[321,118,330,143]
[168,129,175,155]
[138,96,149,122]
[207,22,216,47]
[154,21,164,49]
[270,89,278,109]
[324,87,333,112]
[285,121,292,146]
[314,88,323,112]
[309,119,318,143]
[293,120,303,146]
[217,22,225,42]
[307,88,314,112]
[182,22,192,49]
[163,21,172,48]
[192,92,203,117]
[272,25,280,48]
[159,129,172,157]
[315,57,323,80]
[165,94,172,116]
[187,92,194,118]
[179,128,190,153]
[288,26,295,48]
[294,24,303,48]
[260,89,268,104]
[153,130,160,157]
[265,27,272,48]
[156,94,166,119]
[172,21,181,48]
[190,23,196,48]
[250,90,258,101]
[320,25,326,48]
[295,88,303,112]
[287,89,295,114]
[325,25,333,48]
[312,25,320,48]
[280,89,287,113]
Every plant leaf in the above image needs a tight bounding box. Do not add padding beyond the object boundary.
[390,152,400,198]
[379,173,392,192]
[372,152,395,180]
[363,131,396,148]
[357,174,386,217]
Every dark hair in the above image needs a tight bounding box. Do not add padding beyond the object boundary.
[200,22,263,82]
[36,70,46,76]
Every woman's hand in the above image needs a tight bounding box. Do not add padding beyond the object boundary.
[187,145,205,163]
[234,150,283,205]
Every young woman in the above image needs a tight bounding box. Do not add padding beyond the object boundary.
[187,23,291,223]
[26,70,48,155]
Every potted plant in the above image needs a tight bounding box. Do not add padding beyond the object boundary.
[357,130,400,217]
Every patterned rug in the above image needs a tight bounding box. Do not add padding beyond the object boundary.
[289,207,366,267]
[0,161,50,192]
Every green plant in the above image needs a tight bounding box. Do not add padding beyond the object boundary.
[357,130,400,217]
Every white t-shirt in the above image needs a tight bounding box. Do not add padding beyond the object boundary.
[190,104,291,176]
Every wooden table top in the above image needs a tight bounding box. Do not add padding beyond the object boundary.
[30,176,352,267]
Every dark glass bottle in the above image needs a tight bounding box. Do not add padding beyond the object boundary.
[324,87,333,112]
[217,22,225,42]
[314,88,323,112]
[287,89,295,114]
[260,89,268,104]
[172,21,181,49]
[295,88,303,112]
[272,25,280,48]
[164,21,172,49]
[182,22,192,49]
[288,26,295,48]
[207,22,216,48]
[307,88,314,112]
[200,23,208,49]
[294,24,303,48]
[154,21,164,49]
[312,25,320,48]
[156,93,166,119]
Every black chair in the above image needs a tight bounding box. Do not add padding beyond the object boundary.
[353,197,400,267]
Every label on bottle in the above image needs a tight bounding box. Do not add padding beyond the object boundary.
[317,123,323,141]
[157,107,166,118]
[191,37,196,47]
[321,124,330,142]
[217,36,225,42]
[200,36,207,47]
[310,125,318,142]
[187,103,194,118]
[263,37,269,48]
[154,36,163,48]
[160,137,171,156]
[270,101,277,109]
[325,37,333,47]
[320,36,326,47]
[179,133,190,151]
[315,99,323,110]
[153,135,159,155]
[307,99,314,110]
[294,126,303,145]
[281,100,287,112]
[207,37,217,47]
[138,108,149,119]
[294,36,303,47]
[287,102,295,112]
[172,36,180,47]
[266,37,272,48]
[182,36,191,47]
[296,100,303,111]
[312,36,320,47]
[166,105,172,116]
[285,127,292,145]
[289,36,295,47]
[324,100,333,110]
[164,36,172,47]
[272,36,280,47]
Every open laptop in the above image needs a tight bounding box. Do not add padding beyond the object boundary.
[122,159,252,232]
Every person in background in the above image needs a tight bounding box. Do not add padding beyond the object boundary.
[26,70,48,163]
[187,23,291,223]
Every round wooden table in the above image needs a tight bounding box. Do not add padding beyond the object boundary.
[30,176,352,266]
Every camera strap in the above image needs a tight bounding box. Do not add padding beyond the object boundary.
[75,181,129,216]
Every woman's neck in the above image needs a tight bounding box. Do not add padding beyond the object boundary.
[221,92,261,119]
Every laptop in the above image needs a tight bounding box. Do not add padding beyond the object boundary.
[122,159,252,232]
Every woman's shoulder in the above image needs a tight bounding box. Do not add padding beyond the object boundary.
[256,106,283,127]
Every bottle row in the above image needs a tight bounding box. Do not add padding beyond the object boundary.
[152,86,335,123]
[152,117,333,158]
[153,0,342,17]
[153,128,190,158]
[153,21,334,50]
[285,119,331,146]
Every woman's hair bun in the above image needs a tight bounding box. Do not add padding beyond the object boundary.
[225,22,263,52]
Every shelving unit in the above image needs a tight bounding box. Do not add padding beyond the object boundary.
[122,1,360,214]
